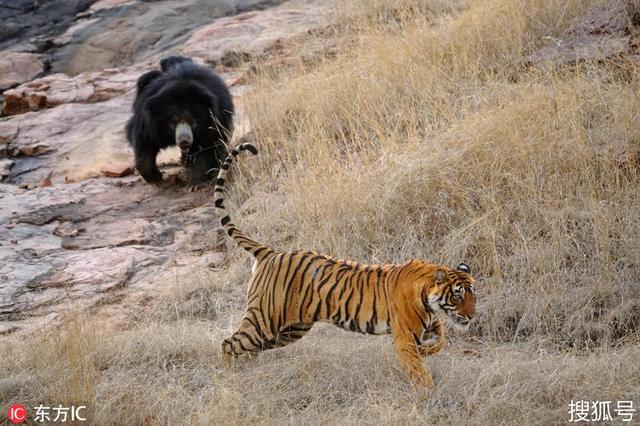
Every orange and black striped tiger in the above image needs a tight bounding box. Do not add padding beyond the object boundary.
[214,143,477,387]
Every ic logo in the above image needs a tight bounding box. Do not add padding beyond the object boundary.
[8,404,27,424]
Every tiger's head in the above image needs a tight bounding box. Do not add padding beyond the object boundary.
[425,263,476,329]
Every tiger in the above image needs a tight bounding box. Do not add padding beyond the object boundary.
[214,143,477,387]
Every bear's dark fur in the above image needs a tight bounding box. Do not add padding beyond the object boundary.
[126,55,234,183]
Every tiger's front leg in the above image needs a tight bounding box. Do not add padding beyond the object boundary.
[418,319,445,357]
[393,333,435,388]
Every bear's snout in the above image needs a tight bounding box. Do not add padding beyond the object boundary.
[176,121,193,153]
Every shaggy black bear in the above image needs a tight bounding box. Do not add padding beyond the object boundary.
[126,55,234,183]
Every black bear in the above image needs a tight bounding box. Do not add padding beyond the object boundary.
[126,55,234,184]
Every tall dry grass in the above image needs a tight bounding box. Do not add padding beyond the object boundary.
[1,0,639,424]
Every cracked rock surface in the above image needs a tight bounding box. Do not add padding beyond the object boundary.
[0,0,334,336]
[0,177,220,327]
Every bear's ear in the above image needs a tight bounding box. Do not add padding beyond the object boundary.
[434,269,447,284]
[160,55,192,72]
[136,70,162,92]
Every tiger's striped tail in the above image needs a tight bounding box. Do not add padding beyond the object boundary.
[214,143,272,259]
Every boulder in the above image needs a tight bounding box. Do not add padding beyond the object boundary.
[1,64,147,116]
[0,51,44,91]
[182,0,333,65]
[528,0,639,67]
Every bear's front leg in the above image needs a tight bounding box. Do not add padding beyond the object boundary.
[187,143,225,186]
[134,147,163,183]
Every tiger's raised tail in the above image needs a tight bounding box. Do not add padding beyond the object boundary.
[214,143,273,260]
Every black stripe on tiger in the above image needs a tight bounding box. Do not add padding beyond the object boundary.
[213,142,271,260]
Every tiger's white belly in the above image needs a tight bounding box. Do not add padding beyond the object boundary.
[330,319,390,335]
[332,319,434,341]
[372,321,391,334]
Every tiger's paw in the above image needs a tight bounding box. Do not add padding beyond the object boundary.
[420,377,435,389]
[411,372,435,389]
[414,386,431,402]
[221,340,236,369]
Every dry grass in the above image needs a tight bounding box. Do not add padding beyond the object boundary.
[2,0,640,424]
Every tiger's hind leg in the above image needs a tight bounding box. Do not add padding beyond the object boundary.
[221,322,313,366]
[270,323,313,348]
[221,317,273,367]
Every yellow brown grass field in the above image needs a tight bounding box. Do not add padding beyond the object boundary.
[1,0,639,424]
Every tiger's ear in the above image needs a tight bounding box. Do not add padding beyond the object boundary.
[457,263,470,274]
[434,269,447,284]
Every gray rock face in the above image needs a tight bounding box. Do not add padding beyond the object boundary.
[0,0,334,335]
[182,0,332,65]
[55,0,286,74]
[0,94,134,185]
[528,0,640,67]
[0,51,44,91]
[0,0,284,77]
[0,177,220,323]
[1,64,147,116]
[0,0,97,48]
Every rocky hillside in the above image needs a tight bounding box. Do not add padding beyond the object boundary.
[0,0,334,335]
